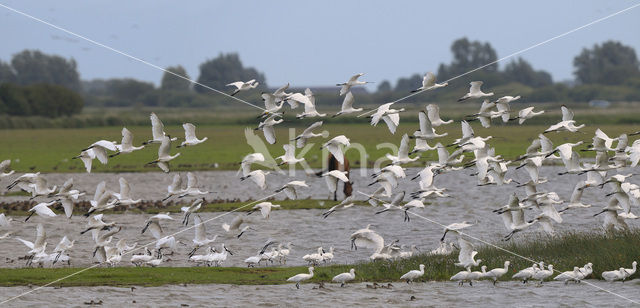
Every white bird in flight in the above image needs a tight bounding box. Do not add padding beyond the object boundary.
[111,127,144,157]
[457,81,494,102]
[143,112,177,145]
[227,79,259,96]
[333,92,362,117]
[146,135,181,173]
[411,72,448,93]
[337,73,372,96]
[178,123,208,148]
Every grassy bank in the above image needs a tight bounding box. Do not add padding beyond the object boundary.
[0,230,638,287]
[0,199,358,216]
[2,121,639,173]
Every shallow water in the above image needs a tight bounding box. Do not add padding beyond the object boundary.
[1,281,639,307]
[0,167,638,268]
[1,167,639,306]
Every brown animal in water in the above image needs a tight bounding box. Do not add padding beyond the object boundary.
[316,153,353,201]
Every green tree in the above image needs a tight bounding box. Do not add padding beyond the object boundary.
[573,41,640,85]
[504,58,553,87]
[438,38,498,80]
[195,53,266,94]
[10,50,80,90]
[394,74,422,92]
[105,78,155,106]
[161,65,191,91]
[0,83,30,115]
[0,60,16,84]
[377,80,392,93]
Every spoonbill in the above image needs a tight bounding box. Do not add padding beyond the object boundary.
[321,135,350,164]
[25,201,59,221]
[400,264,425,283]
[287,266,315,289]
[178,123,208,147]
[247,202,281,219]
[411,72,448,93]
[111,127,144,157]
[291,121,324,148]
[146,135,181,172]
[276,144,305,166]
[458,81,494,102]
[143,113,177,145]
[337,73,371,96]
[189,215,218,257]
[227,79,259,96]
[483,261,510,285]
[386,134,419,165]
[333,92,362,117]
[181,198,204,226]
[322,196,356,218]
[275,181,309,200]
[332,269,356,287]
[0,159,14,178]
[179,172,209,198]
[543,105,585,134]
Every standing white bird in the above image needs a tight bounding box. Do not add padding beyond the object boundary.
[143,112,177,145]
[275,181,309,200]
[337,73,371,96]
[332,268,356,287]
[292,121,324,148]
[321,135,350,165]
[178,123,208,147]
[512,263,539,284]
[483,261,510,285]
[602,267,628,282]
[146,135,181,173]
[532,264,554,284]
[458,81,494,102]
[227,79,259,96]
[411,72,448,93]
[554,267,583,284]
[111,127,144,157]
[287,266,315,289]
[333,92,362,117]
[276,144,305,166]
[400,264,425,283]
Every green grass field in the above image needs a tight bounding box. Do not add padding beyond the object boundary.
[2,120,639,173]
[0,230,637,287]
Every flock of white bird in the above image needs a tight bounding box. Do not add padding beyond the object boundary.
[1,71,640,289]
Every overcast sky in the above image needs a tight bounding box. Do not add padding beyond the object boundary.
[1,0,639,90]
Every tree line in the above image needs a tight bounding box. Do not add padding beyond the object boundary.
[0,39,639,117]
